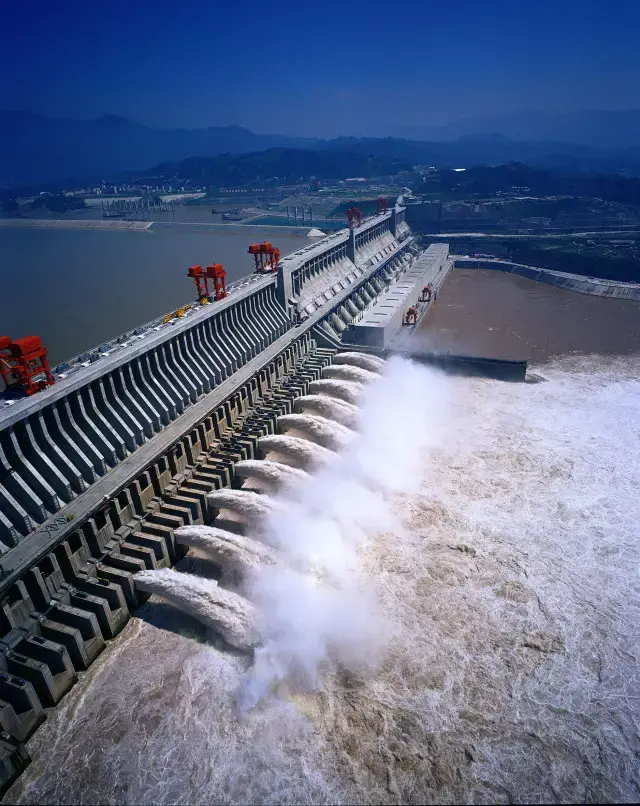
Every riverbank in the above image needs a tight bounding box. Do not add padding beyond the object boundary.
[0,217,335,236]
[0,218,152,231]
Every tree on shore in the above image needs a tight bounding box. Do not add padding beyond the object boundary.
[30,194,88,213]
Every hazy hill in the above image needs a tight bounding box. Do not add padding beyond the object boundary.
[0,110,308,188]
[400,110,640,149]
[322,135,640,175]
[2,109,640,189]
[142,149,413,186]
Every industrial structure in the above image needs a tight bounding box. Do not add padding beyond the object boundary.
[0,203,525,791]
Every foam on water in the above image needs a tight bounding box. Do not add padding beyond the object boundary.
[134,569,258,652]
[294,395,360,429]
[8,354,640,805]
[307,379,363,404]
[332,351,385,373]
[276,413,353,450]
[322,364,378,385]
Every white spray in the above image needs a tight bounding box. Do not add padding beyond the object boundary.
[322,364,378,385]
[134,568,258,652]
[277,413,354,450]
[174,525,276,580]
[207,489,285,523]
[239,355,451,708]
[307,379,363,404]
[258,434,337,470]
[332,351,385,373]
[294,395,360,429]
[234,459,308,491]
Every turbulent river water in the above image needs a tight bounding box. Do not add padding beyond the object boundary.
[5,347,639,804]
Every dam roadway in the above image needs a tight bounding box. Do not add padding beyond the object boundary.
[0,203,493,790]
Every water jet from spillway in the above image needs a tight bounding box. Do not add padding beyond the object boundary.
[258,434,337,470]
[294,395,359,429]
[307,379,363,405]
[333,352,385,373]
[277,413,354,450]
[174,525,277,580]
[134,568,258,652]
[234,459,308,492]
[322,365,378,385]
[207,490,284,531]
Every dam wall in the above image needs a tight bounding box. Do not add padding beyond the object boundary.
[0,204,464,789]
[345,244,451,349]
[0,207,415,555]
[454,257,640,300]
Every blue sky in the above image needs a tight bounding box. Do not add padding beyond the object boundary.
[1,0,639,137]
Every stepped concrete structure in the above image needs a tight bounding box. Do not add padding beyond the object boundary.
[345,244,451,348]
[0,203,526,791]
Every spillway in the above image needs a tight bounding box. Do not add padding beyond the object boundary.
[207,489,283,525]
[258,434,336,470]
[276,413,353,450]
[322,364,378,385]
[307,378,363,404]
[134,569,257,652]
[8,354,640,806]
[0,210,458,793]
[234,459,308,491]
[293,395,359,429]
[332,352,385,373]
[174,525,276,576]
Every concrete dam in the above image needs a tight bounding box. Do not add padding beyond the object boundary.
[0,205,524,792]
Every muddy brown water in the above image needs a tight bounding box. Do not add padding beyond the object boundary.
[417,269,640,361]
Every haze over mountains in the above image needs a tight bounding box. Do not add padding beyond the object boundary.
[398,110,640,149]
[2,108,640,189]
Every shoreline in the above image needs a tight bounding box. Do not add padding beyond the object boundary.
[0,217,334,236]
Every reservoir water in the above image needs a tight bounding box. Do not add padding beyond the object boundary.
[0,226,309,366]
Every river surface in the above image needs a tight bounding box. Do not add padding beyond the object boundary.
[0,227,309,366]
[3,271,639,804]
[419,268,640,361]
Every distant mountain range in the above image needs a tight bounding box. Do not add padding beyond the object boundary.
[2,109,640,189]
[0,110,311,188]
[399,110,640,149]
[143,149,414,187]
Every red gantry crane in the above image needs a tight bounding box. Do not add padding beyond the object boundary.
[187,263,227,303]
[346,207,362,228]
[248,242,280,274]
[206,264,227,299]
[0,335,55,397]
[376,197,388,215]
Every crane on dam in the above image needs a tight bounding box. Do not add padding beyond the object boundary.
[248,242,280,274]
[0,335,55,397]
[187,264,228,303]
